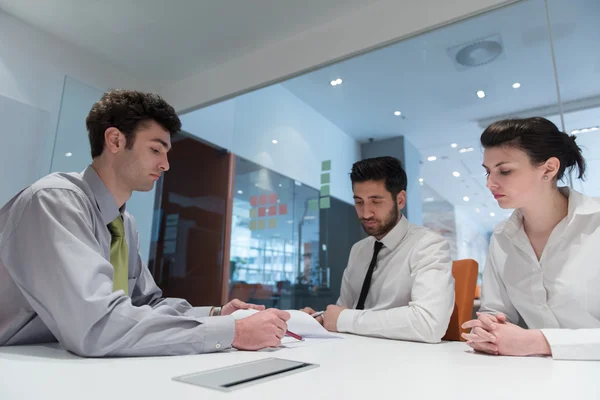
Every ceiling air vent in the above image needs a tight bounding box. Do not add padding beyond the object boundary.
[447,34,505,71]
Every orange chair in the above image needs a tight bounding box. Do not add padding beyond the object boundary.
[442,259,479,341]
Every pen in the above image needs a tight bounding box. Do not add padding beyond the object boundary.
[285,330,303,341]
[311,311,324,318]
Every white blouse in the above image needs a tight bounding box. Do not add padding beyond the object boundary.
[480,188,600,360]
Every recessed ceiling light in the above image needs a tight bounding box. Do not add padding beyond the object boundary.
[272,139,278,144]
[572,126,600,134]
[424,197,435,202]
[287,220,294,224]
[453,171,460,177]
[475,208,481,213]
[394,111,402,116]
[463,196,470,202]
[65,152,72,157]
[476,90,486,99]
[330,78,343,86]
[237,190,243,194]
[450,143,458,148]
[427,156,437,161]
[512,82,521,89]
[490,212,496,217]
[419,178,424,183]
[278,183,282,187]
[459,147,474,153]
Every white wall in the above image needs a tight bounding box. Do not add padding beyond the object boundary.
[162,0,516,113]
[454,207,491,277]
[0,10,155,262]
[403,138,423,226]
[180,84,361,204]
[0,10,153,182]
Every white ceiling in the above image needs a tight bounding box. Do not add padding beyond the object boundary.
[280,0,600,230]
[0,0,372,84]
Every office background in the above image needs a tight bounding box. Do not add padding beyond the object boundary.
[1,0,599,309]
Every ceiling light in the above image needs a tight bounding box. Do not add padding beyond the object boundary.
[572,126,600,134]
[330,78,343,86]
[475,208,481,213]
[427,156,437,161]
[278,184,282,187]
[463,196,470,202]
[65,152,72,157]
[453,171,460,177]
[490,212,496,217]
[459,147,474,153]
[424,197,435,202]
[450,143,458,148]
[394,111,402,116]
[419,178,424,183]
[476,90,486,99]
[287,220,294,224]
[512,82,521,89]
[272,139,278,144]
[237,190,243,194]
[304,216,316,220]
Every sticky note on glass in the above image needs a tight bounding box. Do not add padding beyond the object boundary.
[322,160,331,171]
[308,199,319,211]
[257,220,266,230]
[279,204,288,215]
[320,197,331,209]
[269,194,277,204]
[320,185,330,197]
[258,207,266,217]
[268,219,277,229]
[321,173,330,185]
[250,208,258,218]
[249,220,257,231]
[250,196,258,207]
[268,205,277,216]
[259,195,267,205]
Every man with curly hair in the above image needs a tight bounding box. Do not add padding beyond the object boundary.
[0,90,290,357]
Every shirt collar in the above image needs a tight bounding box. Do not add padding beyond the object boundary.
[378,214,410,250]
[499,187,600,237]
[82,165,123,226]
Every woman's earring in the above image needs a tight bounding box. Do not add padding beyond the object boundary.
[543,175,549,181]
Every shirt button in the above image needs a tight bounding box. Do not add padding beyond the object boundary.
[216,343,221,349]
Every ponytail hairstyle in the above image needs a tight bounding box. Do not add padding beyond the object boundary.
[480,117,586,181]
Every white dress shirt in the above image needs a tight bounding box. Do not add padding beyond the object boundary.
[480,188,600,361]
[336,216,455,343]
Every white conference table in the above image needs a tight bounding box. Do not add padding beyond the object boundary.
[1,334,599,400]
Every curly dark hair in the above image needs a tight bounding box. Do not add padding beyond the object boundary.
[86,89,182,158]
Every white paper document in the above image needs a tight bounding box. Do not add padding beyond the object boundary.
[231,309,342,346]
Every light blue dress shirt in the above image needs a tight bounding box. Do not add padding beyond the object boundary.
[0,166,235,356]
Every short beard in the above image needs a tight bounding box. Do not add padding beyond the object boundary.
[361,205,399,238]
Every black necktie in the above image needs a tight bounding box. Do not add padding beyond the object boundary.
[356,241,384,310]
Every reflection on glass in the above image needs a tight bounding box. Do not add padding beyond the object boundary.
[229,157,322,309]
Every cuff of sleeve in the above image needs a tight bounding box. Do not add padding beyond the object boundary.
[183,306,214,318]
[540,329,572,360]
[198,315,236,352]
[337,309,362,333]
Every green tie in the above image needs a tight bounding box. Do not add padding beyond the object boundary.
[108,216,129,295]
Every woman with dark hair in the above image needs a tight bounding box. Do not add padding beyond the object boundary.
[461,117,599,360]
